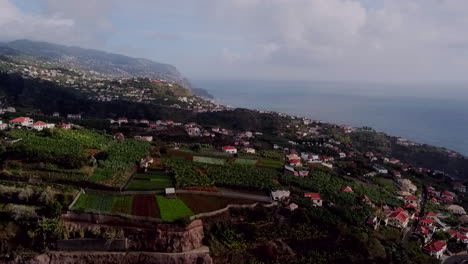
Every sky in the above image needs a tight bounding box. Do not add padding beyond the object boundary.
[2,0,468,84]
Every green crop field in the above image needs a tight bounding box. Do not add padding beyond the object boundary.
[72,193,133,214]
[234,158,258,166]
[111,196,134,214]
[193,156,226,165]
[126,171,175,190]
[156,195,194,221]
[89,168,115,182]
[257,159,284,169]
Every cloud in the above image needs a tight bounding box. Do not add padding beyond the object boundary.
[0,0,74,42]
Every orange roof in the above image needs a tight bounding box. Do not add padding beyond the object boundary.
[222,146,236,150]
[342,186,354,193]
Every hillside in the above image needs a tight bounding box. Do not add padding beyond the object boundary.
[0,40,191,88]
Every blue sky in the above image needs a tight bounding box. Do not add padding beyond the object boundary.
[3,0,468,84]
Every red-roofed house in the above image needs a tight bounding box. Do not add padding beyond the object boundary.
[419,217,434,227]
[416,225,431,243]
[425,212,438,219]
[9,117,33,126]
[423,240,447,258]
[449,230,468,244]
[222,146,237,154]
[405,195,418,205]
[304,193,322,207]
[32,121,55,131]
[387,210,410,229]
[342,186,354,193]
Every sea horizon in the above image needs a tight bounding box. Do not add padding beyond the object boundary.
[194,79,468,156]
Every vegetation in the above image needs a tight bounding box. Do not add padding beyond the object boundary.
[155,195,194,221]
[126,172,175,190]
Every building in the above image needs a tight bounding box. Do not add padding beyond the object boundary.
[67,114,81,120]
[165,188,176,198]
[9,117,33,127]
[447,204,467,215]
[422,241,447,259]
[405,195,418,206]
[52,112,60,117]
[453,182,466,193]
[304,193,322,207]
[286,203,298,211]
[271,190,290,201]
[134,135,153,142]
[32,121,55,131]
[387,210,410,229]
[373,165,388,174]
[117,117,128,125]
[244,148,256,154]
[0,121,8,130]
[342,186,354,193]
[222,146,237,154]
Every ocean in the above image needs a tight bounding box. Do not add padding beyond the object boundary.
[194,79,468,156]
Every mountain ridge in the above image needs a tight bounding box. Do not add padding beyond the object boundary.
[0,39,192,88]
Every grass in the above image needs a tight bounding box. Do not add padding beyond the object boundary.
[126,171,175,190]
[193,156,226,165]
[234,158,258,166]
[374,177,398,193]
[257,159,284,169]
[89,168,115,182]
[156,195,194,221]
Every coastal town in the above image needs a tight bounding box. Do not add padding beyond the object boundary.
[1,99,468,262]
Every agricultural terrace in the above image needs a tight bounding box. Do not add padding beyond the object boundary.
[71,192,260,221]
[164,157,280,190]
[193,156,226,165]
[234,158,258,166]
[125,171,175,191]
[4,129,151,185]
[156,195,194,221]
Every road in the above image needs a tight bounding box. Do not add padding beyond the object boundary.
[443,254,468,264]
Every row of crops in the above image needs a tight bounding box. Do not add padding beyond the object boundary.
[72,192,258,221]
[5,129,152,183]
[164,157,280,190]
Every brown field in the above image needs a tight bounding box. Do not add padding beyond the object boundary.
[178,194,257,214]
[167,150,193,161]
[131,195,160,218]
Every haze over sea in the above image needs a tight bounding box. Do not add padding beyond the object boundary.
[195,80,468,156]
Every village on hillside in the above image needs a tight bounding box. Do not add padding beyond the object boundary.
[1,101,468,261]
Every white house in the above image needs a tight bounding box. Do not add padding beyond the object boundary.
[67,114,81,119]
[9,117,34,127]
[387,210,410,229]
[222,146,237,154]
[271,190,290,201]
[32,121,55,131]
[373,165,388,174]
[304,193,322,207]
[0,121,8,130]
[244,148,256,154]
[423,241,447,259]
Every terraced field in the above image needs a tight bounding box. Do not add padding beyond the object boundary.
[234,158,258,166]
[156,195,194,221]
[126,171,175,190]
[193,156,226,165]
[132,195,160,218]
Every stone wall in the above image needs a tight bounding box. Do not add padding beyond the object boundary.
[8,248,213,264]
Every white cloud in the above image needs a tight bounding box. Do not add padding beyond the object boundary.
[0,0,74,42]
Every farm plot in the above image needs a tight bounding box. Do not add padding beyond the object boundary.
[126,171,175,190]
[178,194,256,214]
[132,195,160,218]
[156,195,193,221]
[72,193,115,212]
[234,158,258,166]
[111,196,134,215]
[193,156,226,165]
[257,159,284,169]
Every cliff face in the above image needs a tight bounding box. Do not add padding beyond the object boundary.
[10,249,213,264]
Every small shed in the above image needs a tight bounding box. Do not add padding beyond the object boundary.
[165,188,176,198]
